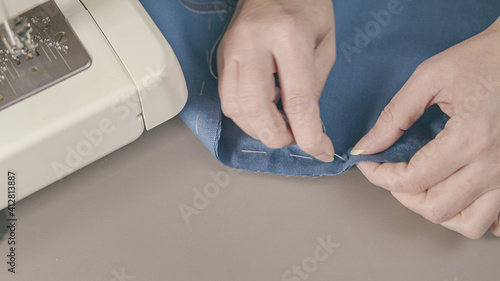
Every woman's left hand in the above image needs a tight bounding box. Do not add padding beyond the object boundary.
[353,17,500,239]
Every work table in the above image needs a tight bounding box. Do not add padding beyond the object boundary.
[1,117,498,280]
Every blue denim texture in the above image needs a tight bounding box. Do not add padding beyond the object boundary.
[139,0,500,176]
[178,0,237,14]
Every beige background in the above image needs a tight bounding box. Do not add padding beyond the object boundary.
[1,117,499,281]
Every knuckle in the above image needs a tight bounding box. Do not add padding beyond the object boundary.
[284,95,313,116]
[413,61,437,82]
[229,11,299,42]
[274,24,313,51]
[380,100,418,130]
[406,164,432,191]
[406,180,427,193]
[389,168,426,193]
[424,204,451,224]
[261,136,289,149]
[298,141,316,153]
[414,59,456,85]
[257,125,288,149]
[221,26,260,55]
[386,169,406,190]
[226,20,258,39]
[221,99,240,118]
[387,173,404,190]
[434,61,459,81]
[272,10,302,33]
[219,31,241,53]
[297,135,322,154]
[408,149,430,169]
[452,216,491,240]
[239,95,264,118]
[379,102,399,127]
[461,222,487,240]
[276,13,295,30]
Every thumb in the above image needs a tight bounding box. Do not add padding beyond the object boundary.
[352,70,441,155]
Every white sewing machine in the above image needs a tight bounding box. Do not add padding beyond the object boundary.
[0,0,188,209]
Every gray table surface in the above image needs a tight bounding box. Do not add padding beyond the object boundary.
[1,116,499,281]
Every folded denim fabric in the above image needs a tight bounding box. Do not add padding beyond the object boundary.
[177,0,237,14]
[140,0,500,176]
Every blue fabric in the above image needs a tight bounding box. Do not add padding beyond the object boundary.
[140,0,500,177]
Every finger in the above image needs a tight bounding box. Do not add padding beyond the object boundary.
[491,213,500,237]
[351,67,441,156]
[391,164,495,224]
[314,29,336,91]
[236,52,294,148]
[440,189,500,239]
[275,36,335,162]
[218,55,258,139]
[356,123,471,193]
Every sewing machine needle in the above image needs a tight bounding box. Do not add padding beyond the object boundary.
[3,19,16,47]
[1,0,16,47]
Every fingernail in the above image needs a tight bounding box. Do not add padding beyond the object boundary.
[351,132,374,156]
[316,153,335,163]
[350,149,365,156]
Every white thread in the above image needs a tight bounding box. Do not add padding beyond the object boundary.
[209,28,226,80]
[290,154,313,160]
[196,114,200,134]
[242,150,268,155]
[199,81,206,96]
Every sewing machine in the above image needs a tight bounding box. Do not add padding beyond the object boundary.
[0,0,188,209]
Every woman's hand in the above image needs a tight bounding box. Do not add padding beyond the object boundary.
[217,0,337,162]
[354,18,500,239]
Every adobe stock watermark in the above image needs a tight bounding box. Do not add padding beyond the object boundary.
[340,0,405,63]
[410,74,500,168]
[281,235,340,281]
[109,268,135,281]
[211,0,235,21]
[179,167,241,225]
[51,64,169,179]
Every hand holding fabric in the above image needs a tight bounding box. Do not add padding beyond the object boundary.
[217,0,337,162]
[354,18,500,239]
